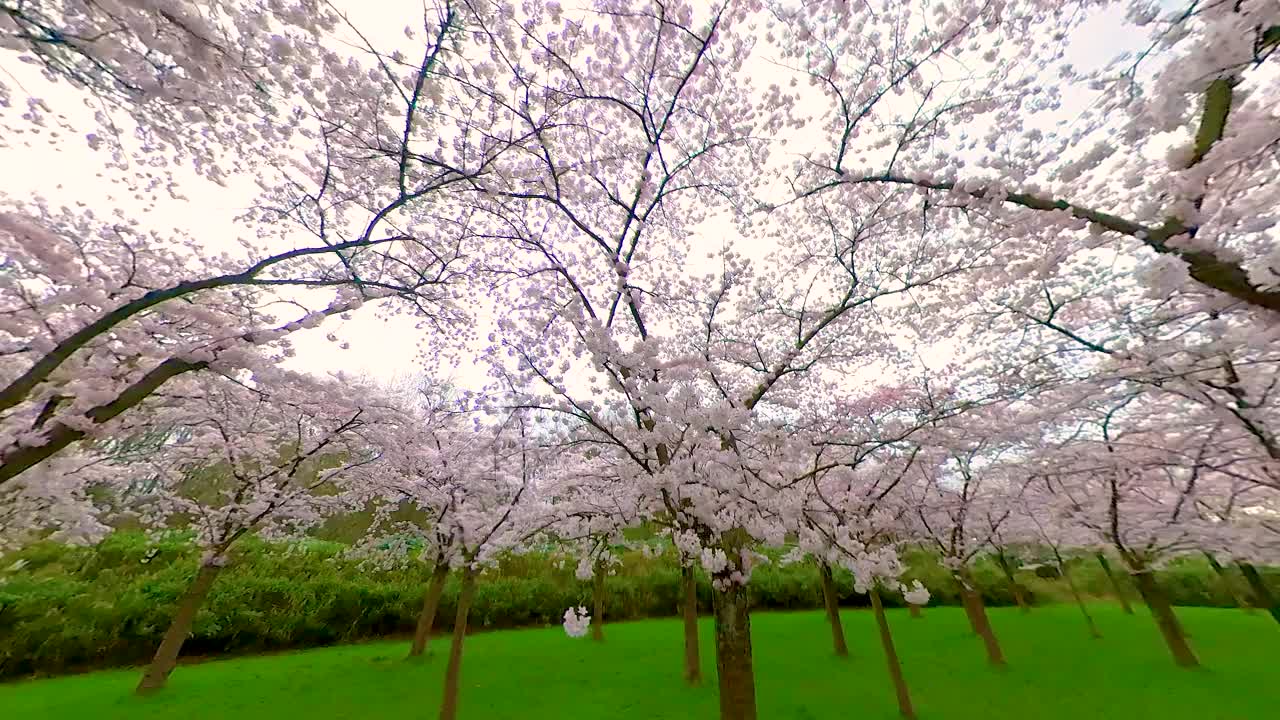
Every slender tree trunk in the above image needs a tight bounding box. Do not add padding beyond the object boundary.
[439,567,477,720]
[592,559,606,642]
[1203,552,1253,612]
[961,589,982,634]
[996,551,1030,613]
[1057,555,1101,639]
[1097,552,1133,614]
[870,586,916,720]
[409,563,450,658]
[1132,570,1199,668]
[956,573,982,635]
[1238,562,1280,626]
[681,563,702,685]
[958,570,1005,667]
[908,603,922,619]
[712,580,758,720]
[818,561,849,657]
[136,561,223,693]
[970,590,1007,667]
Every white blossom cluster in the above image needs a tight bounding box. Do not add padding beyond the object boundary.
[562,606,591,638]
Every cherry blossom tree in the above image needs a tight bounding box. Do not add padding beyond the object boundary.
[453,2,1022,714]
[771,374,975,662]
[546,486,640,644]
[449,2,765,711]
[1,0,344,175]
[771,8,1280,640]
[977,501,1036,614]
[786,450,933,720]
[777,1,1280,315]
[1212,494,1280,624]
[0,447,118,550]
[670,526,705,684]
[410,410,540,720]
[3,1,1279,715]
[966,239,1280,491]
[0,223,398,487]
[1014,481,1106,638]
[1,0,539,489]
[37,366,403,692]
[350,396,467,661]
[905,432,1026,667]
[1038,391,1250,668]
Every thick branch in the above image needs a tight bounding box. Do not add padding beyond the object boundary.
[825,174,1280,312]
[0,301,356,486]
[0,236,401,416]
[0,356,207,485]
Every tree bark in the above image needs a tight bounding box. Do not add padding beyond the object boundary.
[957,571,1005,667]
[1058,556,1101,639]
[681,563,702,685]
[908,603,922,619]
[1097,552,1133,614]
[871,586,916,720]
[712,580,758,720]
[592,558,606,642]
[438,566,477,720]
[956,574,982,635]
[1238,562,1280,626]
[961,589,982,634]
[1132,570,1199,668]
[818,561,849,657]
[409,562,450,658]
[136,561,223,693]
[970,590,1007,667]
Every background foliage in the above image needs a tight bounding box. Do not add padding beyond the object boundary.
[2,533,1274,680]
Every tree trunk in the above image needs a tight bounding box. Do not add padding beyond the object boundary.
[908,603,922,619]
[971,590,1007,667]
[1203,552,1253,612]
[591,559,606,642]
[956,574,982,635]
[409,562,450,658]
[871,586,916,720]
[1132,570,1199,668]
[1058,557,1101,639]
[957,571,1005,667]
[818,561,849,657]
[438,566,477,720]
[1097,552,1133,614]
[961,589,982,634]
[681,563,702,685]
[136,561,223,693]
[996,551,1030,613]
[1238,562,1280,626]
[712,580,758,720]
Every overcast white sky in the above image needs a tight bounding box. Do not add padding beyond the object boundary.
[0,1,1153,394]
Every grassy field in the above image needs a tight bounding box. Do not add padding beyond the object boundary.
[2,605,1277,720]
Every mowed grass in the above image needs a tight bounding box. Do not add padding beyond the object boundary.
[2,605,1278,719]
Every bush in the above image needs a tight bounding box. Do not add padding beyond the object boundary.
[0,534,1274,680]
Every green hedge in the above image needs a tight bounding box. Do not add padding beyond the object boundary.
[0,534,1274,680]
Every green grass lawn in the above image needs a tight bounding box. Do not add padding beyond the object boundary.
[2,605,1277,719]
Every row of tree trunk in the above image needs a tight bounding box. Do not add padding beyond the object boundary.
[134,550,1279,720]
[801,553,1275,720]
